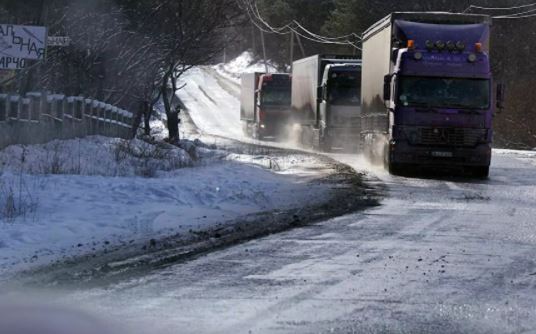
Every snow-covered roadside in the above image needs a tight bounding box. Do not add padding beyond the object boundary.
[0,136,336,278]
[213,51,278,84]
[177,67,244,140]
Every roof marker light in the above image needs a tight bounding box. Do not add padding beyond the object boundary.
[447,41,456,52]
[475,43,483,53]
[425,40,434,50]
[456,41,466,51]
[407,40,415,49]
[436,40,446,51]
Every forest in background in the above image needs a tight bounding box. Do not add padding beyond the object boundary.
[1,0,536,148]
[249,0,536,149]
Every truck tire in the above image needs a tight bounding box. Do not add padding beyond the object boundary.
[388,162,408,176]
[469,166,490,179]
[252,126,264,141]
[319,138,332,152]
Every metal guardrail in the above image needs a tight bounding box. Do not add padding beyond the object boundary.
[0,92,133,149]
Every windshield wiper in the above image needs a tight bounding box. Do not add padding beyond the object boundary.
[408,102,436,109]
[444,102,486,110]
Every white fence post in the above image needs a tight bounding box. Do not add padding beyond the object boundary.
[1,92,132,145]
[0,94,7,122]
[21,98,30,121]
[26,92,42,122]
[9,95,20,120]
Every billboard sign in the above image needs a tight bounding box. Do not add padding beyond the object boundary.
[48,36,71,47]
[0,56,26,69]
[0,24,47,60]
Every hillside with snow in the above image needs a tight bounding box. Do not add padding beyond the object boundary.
[214,51,278,83]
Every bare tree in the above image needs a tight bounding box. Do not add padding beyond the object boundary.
[141,0,243,141]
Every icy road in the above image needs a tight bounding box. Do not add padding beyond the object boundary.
[49,148,536,334]
[10,65,536,333]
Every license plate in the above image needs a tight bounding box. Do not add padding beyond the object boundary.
[431,151,453,158]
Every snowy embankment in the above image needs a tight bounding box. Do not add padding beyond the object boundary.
[214,51,278,84]
[176,52,298,151]
[0,51,369,280]
[0,134,339,278]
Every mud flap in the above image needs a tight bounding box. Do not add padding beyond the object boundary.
[242,121,250,137]
[312,128,321,151]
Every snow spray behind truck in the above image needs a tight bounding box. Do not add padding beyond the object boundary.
[291,55,362,152]
[361,12,505,177]
[240,72,291,140]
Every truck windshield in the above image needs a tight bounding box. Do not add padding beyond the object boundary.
[398,76,490,110]
[261,88,291,106]
[328,70,361,106]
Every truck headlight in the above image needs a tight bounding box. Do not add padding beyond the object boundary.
[468,53,477,63]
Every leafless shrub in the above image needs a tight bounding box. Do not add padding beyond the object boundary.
[112,139,132,165]
[0,148,39,223]
[111,139,193,177]
[68,139,83,175]
[39,142,67,175]
[0,181,40,224]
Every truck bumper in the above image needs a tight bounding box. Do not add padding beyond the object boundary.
[324,127,361,151]
[259,116,290,138]
[390,141,492,168]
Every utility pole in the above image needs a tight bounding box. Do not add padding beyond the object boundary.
[251,24,256,55]
[260,27,269,73]
[289,31,294,72]
[295,33,306,58]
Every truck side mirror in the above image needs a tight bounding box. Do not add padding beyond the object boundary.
[496,83,506,110]
[383,75,392,101]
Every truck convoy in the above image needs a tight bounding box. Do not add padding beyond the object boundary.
[240,72,291,140]
[361,12,504,177]
[291,55,362,151]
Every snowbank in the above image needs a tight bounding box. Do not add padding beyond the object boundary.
[0,136,199,178]
[214,51,279,83]
[177,67,244,139]
[0,136,332,277]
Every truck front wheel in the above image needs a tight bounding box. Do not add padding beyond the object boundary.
[469,166,490,179]
[252,125,264,141]
[319,138,332,152]
[388,162,409,176]
[242,122,250,137]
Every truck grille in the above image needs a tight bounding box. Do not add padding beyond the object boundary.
[409,127,487,147]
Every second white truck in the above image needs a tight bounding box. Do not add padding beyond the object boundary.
[291,55,362,151]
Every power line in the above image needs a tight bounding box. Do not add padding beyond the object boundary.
[291,20,361,42]
[249,1,292,35]
[493,7,536,18]
[494,12,536,19]
[464,2,536,13]
[251,0,360,43]
[240,0,360,49]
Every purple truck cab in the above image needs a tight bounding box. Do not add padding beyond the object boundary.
[361,12,503,177]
